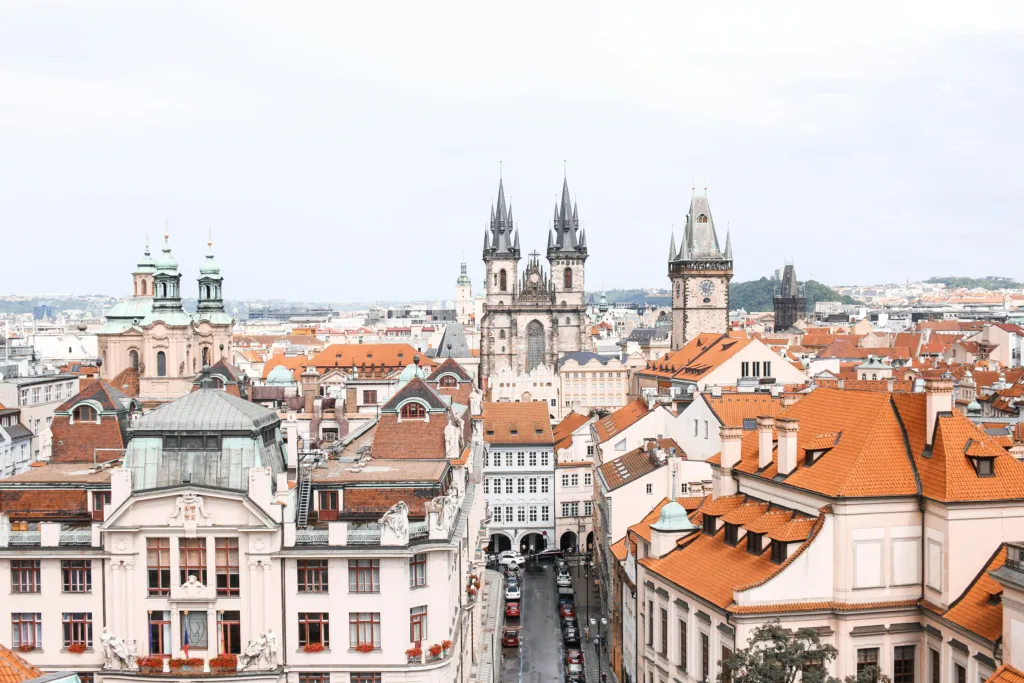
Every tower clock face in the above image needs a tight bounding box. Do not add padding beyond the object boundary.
[699,280,715,297]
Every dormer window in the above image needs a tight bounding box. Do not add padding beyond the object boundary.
[72,405,98,423]
[969,456,995,478]
[747,532,763,555]
[805,450,825,466]
[702,515,717,535]
[697,214,708,224]
[400,403,426,419]
[440,376,457,388]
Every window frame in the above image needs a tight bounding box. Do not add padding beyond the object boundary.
[62,560,92,593]
[11,559,41,593]
[410,606,428,643]
[348,612,381,649]
[218,610,242,655]
[298,612,330,648]
[12,613,43,650]
[179,537,208,585]
[410,553,427,588]
[147,538,172,596]
[215,538,240,596]
[298,559,330,593]
[349,559,380,593]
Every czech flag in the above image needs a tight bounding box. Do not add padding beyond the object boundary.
[183,624,190,658]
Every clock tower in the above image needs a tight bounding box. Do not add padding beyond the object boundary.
[668,192,733,350]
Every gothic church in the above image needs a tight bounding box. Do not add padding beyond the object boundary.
[479,176,589,386]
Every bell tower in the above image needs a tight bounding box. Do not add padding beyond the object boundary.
[547,175,587,308]
[668,192,733,349]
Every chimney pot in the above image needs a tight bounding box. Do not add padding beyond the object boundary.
[777,417,799,475]
[757,416,775,469]
[924,378,954,445]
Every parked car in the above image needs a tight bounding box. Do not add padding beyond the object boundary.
[502,627,520,647]
[505,602,521,618]
[566,649,584,665]
[557,586,575,603]
[499,551,526,567]
[563,625,581,645]
[566,663,586,681]
[536,548,564,562]
[505,584,522,600]
[556,574,572,588]
[562,617,579,632]
[566,668,586,683]
[506,575,520,587]
[559,603,576,619]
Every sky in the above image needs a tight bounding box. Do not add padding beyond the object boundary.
[2,1,1023,301]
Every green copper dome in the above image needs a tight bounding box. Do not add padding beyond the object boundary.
[200,237,222,277]
[650,501,696,533]
[456,262,471,286]
[153,233,179,273]
[135,239,157,274]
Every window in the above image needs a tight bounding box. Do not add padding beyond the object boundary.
[129,349,140,370]
[587,445,595,457]
[295,559,329,593]
[218,611,241,654]
[62,560,92,593]
[584,501,593,516]
[79,674,94,683]
[319,491,339,521]
[410,606,427,642]
[410,553,427,587]
[930,649,940,683]
[505,453,513,467]
[541,478,549,493]
[564,268,573,290]
[363,390,377,404]
[179,538,208,585]
[679,620,688,672]
[215,538,239,596]
[646,483,653,495]
[541,453,549,466]
[701,632,710,682]
[300,675,329,683]
[741,362,750,377]
[91,491,111,521]
[753,361,761,377]
[149,611,171,655]
[148,538,172,595]
[724,523,739,546]
[722,646,734,683]
[647,601,654,646]
[764,361,772,377]
[584,473,592,486]
[517,506,526,522]
[541,506,550,521]
[894,645,915,683]
[505,507,514,522]
[491,505,501,521]
[11,560,40,593]
[857,648,880,679]
[517,452,525,467]
[401,403,426,419]
[12,613,42,650]
[499,269,508,291]
[955,663,966,683]
[349,612,380,649]
[529,478,537,493]
[972,457,995,477]
[352,674,382,683]
[157,351,167,377]
[181,612,209,649]
[571,473,579,486]
[529,506,537,522]
[660,608,668,655]
[562,473,570,487]
[349,559,380,593]
[73,405,97,422]
[299,613,330,648]
[770,540,788,564]
[505,478,513,494]
[517,478,525,493]
[530,452,537,466]
[484,452,489,467]
[484,478,490,494]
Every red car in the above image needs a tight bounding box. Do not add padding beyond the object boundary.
[559,603,576,619]
[502,627,520,647]
[505,602,521,618]
[566,649,584,665]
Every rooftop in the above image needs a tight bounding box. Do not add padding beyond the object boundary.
[482,402,554,445]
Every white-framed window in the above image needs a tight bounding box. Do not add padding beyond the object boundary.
[505,479,513,494]
[541,452,549,466]
[570,473,579,487]
[561,474,570,487]
[483,479,490,494]
[517,478,525,494]
[529,506,537,522]
[584,473,592,486]
[517,507,525,522]
[505,507,514,523]
[646,483,653,495]
[584,501,592,516]
[562,503,572,517]
[530,452,537,466]
[517,452,525,467]
[541,506,550,522]
[587,445,595,456]
[505,453,512,467]
[541,478,549,493]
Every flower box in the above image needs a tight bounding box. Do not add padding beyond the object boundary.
[17,645,34,653]
[442,640,453,651]
[353,643,374,653]
[405,647,422,662]
[169,658,203,673]
[305,643,326,653]
[137,656,164,673]
[67,643,88,654]
[210,654,237,672]
[429,644,443,658]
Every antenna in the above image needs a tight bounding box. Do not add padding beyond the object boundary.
[499,160,502,180]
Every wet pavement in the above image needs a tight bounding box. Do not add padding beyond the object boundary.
[499,560,565,683]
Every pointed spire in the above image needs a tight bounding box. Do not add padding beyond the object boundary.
[669,231,677,262]
[482,228,490,256]
[579,228,587,248]
[547,229,554,250]
[572,203,578,225]
[513,229,520,253]
[724,228,733,259]
[679,229,689,260]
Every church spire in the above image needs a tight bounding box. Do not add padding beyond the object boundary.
[484,177,519,259]
[724,228,732,260]
[684,192,724,258]
[549,174,586,257]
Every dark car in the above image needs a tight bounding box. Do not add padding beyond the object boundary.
[563,626,581,645]
[502,627,520,647]
[566,649,584,665]
[559,603,576,619]
[505,602,521,618]
[565,663,586,681]
[566,670,586,683]
[557,586,575,603]
[562,616,579,632]
[536,548,564,562]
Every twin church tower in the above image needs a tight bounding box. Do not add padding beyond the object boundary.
[479,175,733,384]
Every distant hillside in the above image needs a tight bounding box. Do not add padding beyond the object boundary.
[585,289,670,307]
[728,278,862,313]
[925,276,1024,290]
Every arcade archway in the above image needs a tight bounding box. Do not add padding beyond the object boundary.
[586,531,594,553]
[488,532,512,554]
[560,531,578,551]
[519,532,547,555]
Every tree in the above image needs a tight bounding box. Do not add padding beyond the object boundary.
[718,621,889,683]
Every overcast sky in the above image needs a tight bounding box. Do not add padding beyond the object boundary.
[2,2,1023,301]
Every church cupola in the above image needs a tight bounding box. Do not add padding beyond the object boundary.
[151,231,183,310]
[132,237,157,298]
[197,234,225,313]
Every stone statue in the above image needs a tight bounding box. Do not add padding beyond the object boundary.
[181,573,205,598]
[238,633,269,671]
[100,627,138,671]
[444,418,461,459]
[179,361,186,375]
[265,629,278,667]
[469,387,483,416]
[378,500,410,545]
[138,360,145,374]
[169,491,212,525]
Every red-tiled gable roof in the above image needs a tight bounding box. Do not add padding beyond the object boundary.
[800,333,865,349]
[610,536,629,561]
[815,378,914,393]
[553,412,591,451]
[0,644,43,683]
[594,399,650,443]
[235,334,325,347]
[637,334,753,381]
[426,358,472,383]
[941,545,1006,642]
[986,665,1024,683]
[894,333,923,355]
[703,393,783,428]
[598,444,663,491]
[0,489,88,520]
[817,341,911,361]
[109,366,140,397]
[308,344,431,372]
[55,380,129,413]
[768,517,817,542]
[917,320,985,333]
[481,402,553,445]
[993,323,1024,335]
[51,381,132,464]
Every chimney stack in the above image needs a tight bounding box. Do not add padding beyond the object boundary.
[925,377,954,446]
[781,393,799,408]
[777,417,799,475]
[715,425,743,498]
[757,416,775,470]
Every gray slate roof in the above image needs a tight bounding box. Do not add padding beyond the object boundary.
[132,388,279,432]
[124,434,286,491]
[558,351,618,368]
[434,322,471,358]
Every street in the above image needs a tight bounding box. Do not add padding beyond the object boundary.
[500,560,565,683]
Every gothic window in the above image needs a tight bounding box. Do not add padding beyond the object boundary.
[157,351,167,377]
[563,268,573,290]
[526,320,545,373]
[697,214,708,224]
[401,403,426,419]
[675,282,680,297]
[129,350,139,370]
[500,269,508,292]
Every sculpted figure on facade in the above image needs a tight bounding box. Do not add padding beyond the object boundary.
[444,417,462,459]
[100,627,139,671]
[168,491,212,525]
[238,633,271,671]
[378,500,410,545]
[469,387,483,416]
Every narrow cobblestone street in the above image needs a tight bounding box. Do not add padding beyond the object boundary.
[499,561,565,683]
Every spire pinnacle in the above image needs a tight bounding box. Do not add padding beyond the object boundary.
[724,227,732,259]
[669,230,677,261]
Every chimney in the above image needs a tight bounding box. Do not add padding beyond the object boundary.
[781,393,799,408]
[757,416,775,470]
[710,384,722,398]
[925,377,954,446]
[715,425,743,498]
[777,417,799,475]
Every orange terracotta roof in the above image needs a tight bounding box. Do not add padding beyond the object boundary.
[986,665,1024,683]
[742,510,794,534]
[308,343,430,371]
[481,402,553,445]
[703,393,783,429]
[727,599,919,615]
[261,353,310,380]
[610,537,628,561]
[942,545,1006,642]
[768,517,817,542]
[553,412,592,451]
[594,399,650,443]
[720,502,769,525]
[636,334,754,382]
[0,644,43,683]
[700,494,746,517]
[598,443,663,490]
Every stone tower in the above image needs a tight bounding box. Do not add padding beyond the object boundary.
[773,264,806,332]
[668,192,733,350]
[547,176,588,308]
[455,262,473,326]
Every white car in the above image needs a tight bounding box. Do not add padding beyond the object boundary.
[505,585,522,600]
[499,552,526,567]
[556,574,572,588]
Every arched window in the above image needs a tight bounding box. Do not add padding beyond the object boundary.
[563,267,573,290]
[697,214,708,224]
[212,377,225,389]
[401,403,426,419]
[499,269,508,292]
[141,280,147,296]
[73,405,97,422]
[440,375,458,388]
[160,282,167,298]
[157,351,167,377]
[499,330,506,339]
[129,350,139,370]
[202,347,209,366]
[675,282,680,297]
[204,285,211,299]
[872,374,878,381]
[526,320,545,372]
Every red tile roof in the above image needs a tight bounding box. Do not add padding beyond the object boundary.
[553,412,592,451]
[941,545,1006,642]
[0,644,43,683]
[594,399,650,443]
[481,402,554,445]
[986,665,1024,683]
